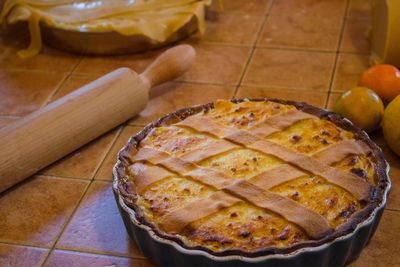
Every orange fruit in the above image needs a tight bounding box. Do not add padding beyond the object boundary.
[333,87,384,133]
[382,95,400,156]
[358,64,400,103]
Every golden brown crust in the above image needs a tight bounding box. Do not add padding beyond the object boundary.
[114,98,389,257]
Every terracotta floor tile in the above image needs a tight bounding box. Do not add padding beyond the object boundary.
[129,81,235,126]
[41,128,119,179]
[201,12,264,45]
[243,48,335,91]
[45,250,153,267]
[75,44,250,86]
[51,74,100,101]
[0,70,66,116]
[0,116,18,129]
[56,181,142,257]
[340,18,371,54]
[0,176,88,246]
[73,49,161,76]
[369,131,400,211]
[0,46,80,73]
[208,0,272,14]
[236,86,327,108]
[349,210,400,266]
[95,126,142,181]
[348,0,371,19]
[0,243,49,267]
[326,92,341,110]
[332,53,369,92]
[177,43,251,85]
[258,11,342,51]
[270,0,346,17]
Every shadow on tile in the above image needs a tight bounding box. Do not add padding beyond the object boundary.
[44,250,154,267]
[41,128,119,179]
[0,243,49,267]
[128,81,235,126]
[56,181,143,257]
[236,86,327,108]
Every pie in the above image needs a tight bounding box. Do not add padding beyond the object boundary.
[114,99,389,257]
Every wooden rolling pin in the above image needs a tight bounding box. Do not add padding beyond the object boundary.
[0,44,196,193]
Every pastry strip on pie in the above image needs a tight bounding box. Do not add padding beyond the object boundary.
[225,180,332,239]
[245,139,371,190]
[159,191,243,233]
[128,163,172,193]
[247,139,371,200]
[131,147,232,189]
[177,116,371,200]
[180,139,238,162]
[131,135,372,193]
[130,147,333,238]
[249,109,317,137]
[313,139,371,163]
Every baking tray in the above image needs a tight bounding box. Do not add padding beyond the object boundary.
[40,17,197,56]
[112,99,391,267]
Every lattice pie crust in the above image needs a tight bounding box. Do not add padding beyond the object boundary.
[116,99,386,255]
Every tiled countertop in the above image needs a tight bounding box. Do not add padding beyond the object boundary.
[0,0,399,266]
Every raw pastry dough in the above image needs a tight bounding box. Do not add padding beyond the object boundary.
[0,0,211,57]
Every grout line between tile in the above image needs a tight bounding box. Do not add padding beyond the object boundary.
[386,208,400,213]
[90,126,124,181]
[324,0,350,109]
[176,78,239,87]
[254,45,339,54]
[40,126,123,267]
[0,240,52,266]
[237,83,330,92]
[233,0,275,98]
[0,240,52,250]
[0,68,74,74]
[197,41,253,48]
[339,51,370,56]
[0,114,22,119]
[39,181,91,267]
[35,174,92,182]
[43,55,84,106]
[49,246,147,260]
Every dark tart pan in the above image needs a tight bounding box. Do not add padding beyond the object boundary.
[113,98,391,267]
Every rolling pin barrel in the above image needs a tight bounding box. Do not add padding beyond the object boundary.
[0,44,196,193]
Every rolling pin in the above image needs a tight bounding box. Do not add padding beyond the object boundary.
[0,44,196,193]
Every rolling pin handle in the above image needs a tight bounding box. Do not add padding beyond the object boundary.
[139,44,196,88]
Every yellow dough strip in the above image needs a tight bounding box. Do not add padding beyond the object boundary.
[177,115,372,200]
[179,139,238,163]
[131,136,372,193]
[249,108,318,138]
[128,162,173,193]
[130,146,332,238]
[129,130,371,237]
[128,105,372,238]
[249,139,371,190]
[225,180,333,239]
[131,147,233,189]
[0,0,211,57]
[313,139,371,163]
[159,191,243,233]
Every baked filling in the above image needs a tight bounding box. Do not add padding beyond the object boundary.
[121,99,380,253]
